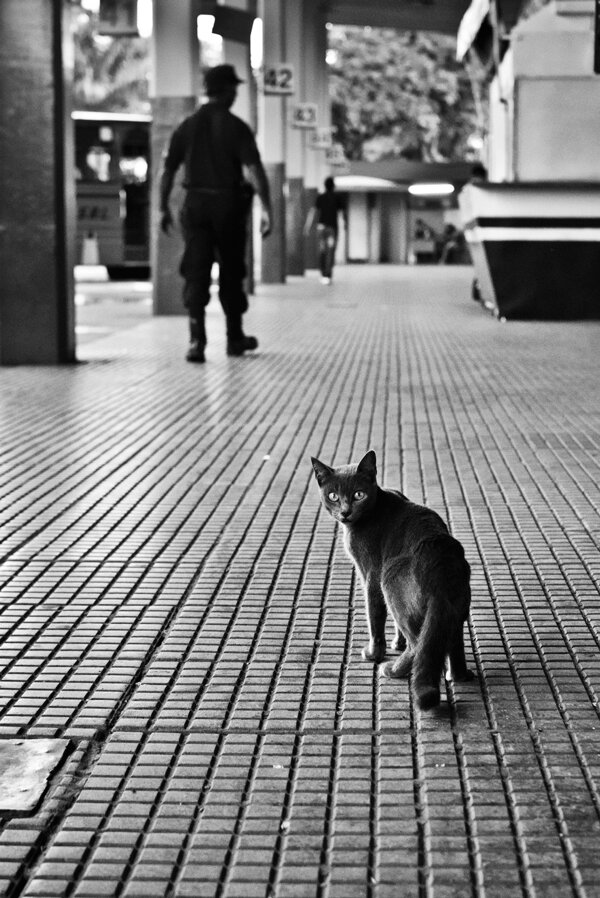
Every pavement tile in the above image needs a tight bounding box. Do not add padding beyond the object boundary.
[1,269,600,897]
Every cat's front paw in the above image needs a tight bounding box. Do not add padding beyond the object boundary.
[362,640,386,663]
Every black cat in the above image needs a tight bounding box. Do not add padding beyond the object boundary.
[311,450,473,709]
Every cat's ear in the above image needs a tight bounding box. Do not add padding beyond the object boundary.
[311,457,333,485]
[357,450,377,481]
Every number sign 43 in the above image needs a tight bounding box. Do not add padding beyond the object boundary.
[262,63,295,95]
[290,103,317,129]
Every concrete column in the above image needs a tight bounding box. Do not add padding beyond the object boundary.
[151,0,199,315]
[221,0,256,295]
[284,0,306,275]
[302,7,328,270]
[258,0,286,283]
[317,15,331,159]
[0,0,76,364]
[221,1,256,125]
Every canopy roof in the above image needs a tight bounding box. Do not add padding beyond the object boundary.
[324,0,472,34]
[348,159,474,187]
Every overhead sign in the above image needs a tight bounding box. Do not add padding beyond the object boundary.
[262,64,295,95]
[290,103,318,130]
[98,0,138,36]
[309,127,334,150]
[212,6,255,43]
[325,143,346,166]
[330,161,351,175]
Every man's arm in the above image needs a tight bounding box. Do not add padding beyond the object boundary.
[304,206,316,236]
[159,123,186,235]
[244,160,272,237]
[159,166,176,235]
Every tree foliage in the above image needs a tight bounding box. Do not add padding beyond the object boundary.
[328,26,486,162]
[69,9,485,160]
[71,5,151,113]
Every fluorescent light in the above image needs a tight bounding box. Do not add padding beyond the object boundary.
[250,18,263,70]
[198,15,216,41]
[408,183,455,196]
[137,0,152,38]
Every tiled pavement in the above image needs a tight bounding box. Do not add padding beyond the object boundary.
[1,265,600,898]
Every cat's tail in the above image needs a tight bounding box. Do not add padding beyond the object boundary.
[412,536,471,710]
[412,602,449,710]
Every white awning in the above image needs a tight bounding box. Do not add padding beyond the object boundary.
[456,0,490,61]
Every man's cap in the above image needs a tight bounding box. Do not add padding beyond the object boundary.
[204,64,244,94]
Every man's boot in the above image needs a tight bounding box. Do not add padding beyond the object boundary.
[186,318,205,363]
[226,313,258,357]
[226,335,258,356]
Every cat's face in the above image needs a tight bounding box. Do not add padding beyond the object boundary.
[311,450,378,526]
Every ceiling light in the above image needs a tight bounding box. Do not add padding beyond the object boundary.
[408,183,455,196]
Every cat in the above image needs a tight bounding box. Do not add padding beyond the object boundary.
[311,449,473,710]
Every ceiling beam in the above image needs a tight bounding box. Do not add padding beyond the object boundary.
[323,0,472,34]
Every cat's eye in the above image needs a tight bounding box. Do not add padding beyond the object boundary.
[354,490,366,500]
[328,491,339,502]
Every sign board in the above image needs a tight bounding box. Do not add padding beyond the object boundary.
[325,143,347,166]
[330,160,351,175]
[212,6,255,43]
[309,127,334,150]
[262,64,295,95]
[75,183,124,265]
[98,0,138,36]
[290,103,318,130]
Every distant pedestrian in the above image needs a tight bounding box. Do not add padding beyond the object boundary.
[159,64,272,362]
[469,162,487,300]
[438,224,469,265]
[305,177,346,284]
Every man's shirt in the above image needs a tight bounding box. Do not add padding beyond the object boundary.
[316,191,345,230]
[163,101,260,190]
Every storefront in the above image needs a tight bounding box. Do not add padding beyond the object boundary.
[334,161,473,264]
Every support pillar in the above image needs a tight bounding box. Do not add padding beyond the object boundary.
[220,0,256,295]
[302,5,329,270]
[285,0,306,275]
[221,1,255,125]
[258,0,286,283]
[151,0,199,315]
[0,0,76,364]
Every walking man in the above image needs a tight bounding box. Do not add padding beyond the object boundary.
[160,64,272,362]
[305,177,346,284]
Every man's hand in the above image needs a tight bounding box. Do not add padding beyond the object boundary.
[161,208,174,235]
[260,208,272,238]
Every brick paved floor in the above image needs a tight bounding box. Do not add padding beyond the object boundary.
[1,265,600,898]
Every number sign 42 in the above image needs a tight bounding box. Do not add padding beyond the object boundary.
[262,63,295,95]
